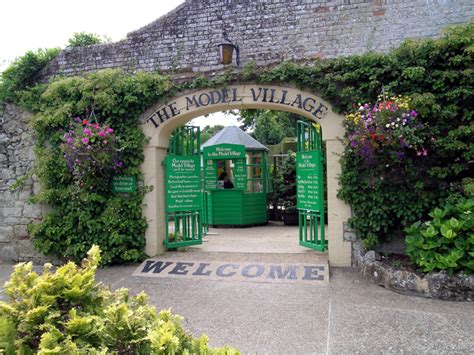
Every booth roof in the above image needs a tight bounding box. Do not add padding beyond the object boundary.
[201,126,269,151]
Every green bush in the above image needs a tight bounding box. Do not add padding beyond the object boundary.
[0,48,60,104]
[405,196,474,274]
[336,23,473,246]
[68,32,106,48]
[0,246,239,354]
[26,70,173,265]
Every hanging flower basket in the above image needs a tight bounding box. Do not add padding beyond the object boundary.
[61,113,123,188]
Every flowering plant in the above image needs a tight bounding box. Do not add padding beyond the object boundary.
[61,116,123,185]
[344,95,429,166]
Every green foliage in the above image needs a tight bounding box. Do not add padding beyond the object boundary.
[273,151,297,212]
[68,32,106,48]
[405,196,474,274]
[0,246,239,354]
[28,69,173,265]
[0,48,60,104]
[201,124,224,144]
[334,23,474,246]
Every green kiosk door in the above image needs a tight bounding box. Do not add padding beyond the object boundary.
[296,121,327,251]
[164,126,203,249]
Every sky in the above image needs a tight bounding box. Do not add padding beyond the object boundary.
[0,0,238,128]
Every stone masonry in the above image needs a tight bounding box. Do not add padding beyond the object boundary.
[0,104,53,263]
[43,0,474,79]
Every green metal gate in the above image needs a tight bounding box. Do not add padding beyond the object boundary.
[296,121,327,251]
[164,126,203,249]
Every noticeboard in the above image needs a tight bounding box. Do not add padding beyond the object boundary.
[112,175,137,193]
[165,156,202,212]
[234,159,247,190]
[203,144,246,160]
[204,159,217,190]
[296,151,322,212]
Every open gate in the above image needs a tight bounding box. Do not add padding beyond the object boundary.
[164,126,203,248]
[296,121,327,251]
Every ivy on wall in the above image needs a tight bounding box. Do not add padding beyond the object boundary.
[24,71,175,264]
[1,23,472,263]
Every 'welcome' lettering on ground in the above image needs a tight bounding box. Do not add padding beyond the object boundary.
[133,259,327,285]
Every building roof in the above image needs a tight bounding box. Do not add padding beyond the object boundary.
[201,126,268,151]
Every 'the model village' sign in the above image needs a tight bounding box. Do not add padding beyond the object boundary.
[146,86,329,128]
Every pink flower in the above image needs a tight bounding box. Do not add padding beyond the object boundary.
[98,130,106,137]
[81,137,89,144]
[106,127,114,134]
[103,140,107,145]
[83,128,92,137]
[416,148,428,156]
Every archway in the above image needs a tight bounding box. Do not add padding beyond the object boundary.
[139,84,352,267]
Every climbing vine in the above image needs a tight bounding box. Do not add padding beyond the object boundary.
[1,22,472,263]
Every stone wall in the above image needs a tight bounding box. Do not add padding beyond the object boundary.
[43,0,474,79]
[0,104,52,263]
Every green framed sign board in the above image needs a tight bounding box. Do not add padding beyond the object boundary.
[234,159,247,190]
[165,156,202,212]
[112,175,137,193]
[204,159,217,190]
[296,151,322,212]
[203,144,245,160]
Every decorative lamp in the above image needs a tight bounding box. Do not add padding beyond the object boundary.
[218,32,240,66]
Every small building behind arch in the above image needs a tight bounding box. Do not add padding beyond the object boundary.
[201,126,270,227]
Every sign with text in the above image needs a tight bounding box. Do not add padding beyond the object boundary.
[296,151,322,211]
[112,175,136,193]
[204,159,217,190]
[203,144,245,160]
[146,86,329,128]
[234,159,247,190]
[165,156,202,212]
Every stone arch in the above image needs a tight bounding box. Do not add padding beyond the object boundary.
[139,84,352,266]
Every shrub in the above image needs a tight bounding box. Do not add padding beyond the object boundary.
[0,48,60,104]
[0,246,239,354]
[273,151,297,213]
[405,196,474,274]
[68,32,106,48]
[339,95,434,246]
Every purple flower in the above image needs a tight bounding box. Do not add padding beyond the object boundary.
[83,128,92,137]
[81,138,89,144]
[410,110,418,117]
[67,137,74,144]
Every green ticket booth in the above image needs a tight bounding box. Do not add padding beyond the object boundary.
[202,127,269,227]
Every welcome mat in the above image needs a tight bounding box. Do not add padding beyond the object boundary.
[133,259,328,285]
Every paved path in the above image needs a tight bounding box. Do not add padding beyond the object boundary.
[1,224,473,353]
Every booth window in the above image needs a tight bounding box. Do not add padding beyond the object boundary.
[247,152,263,193]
